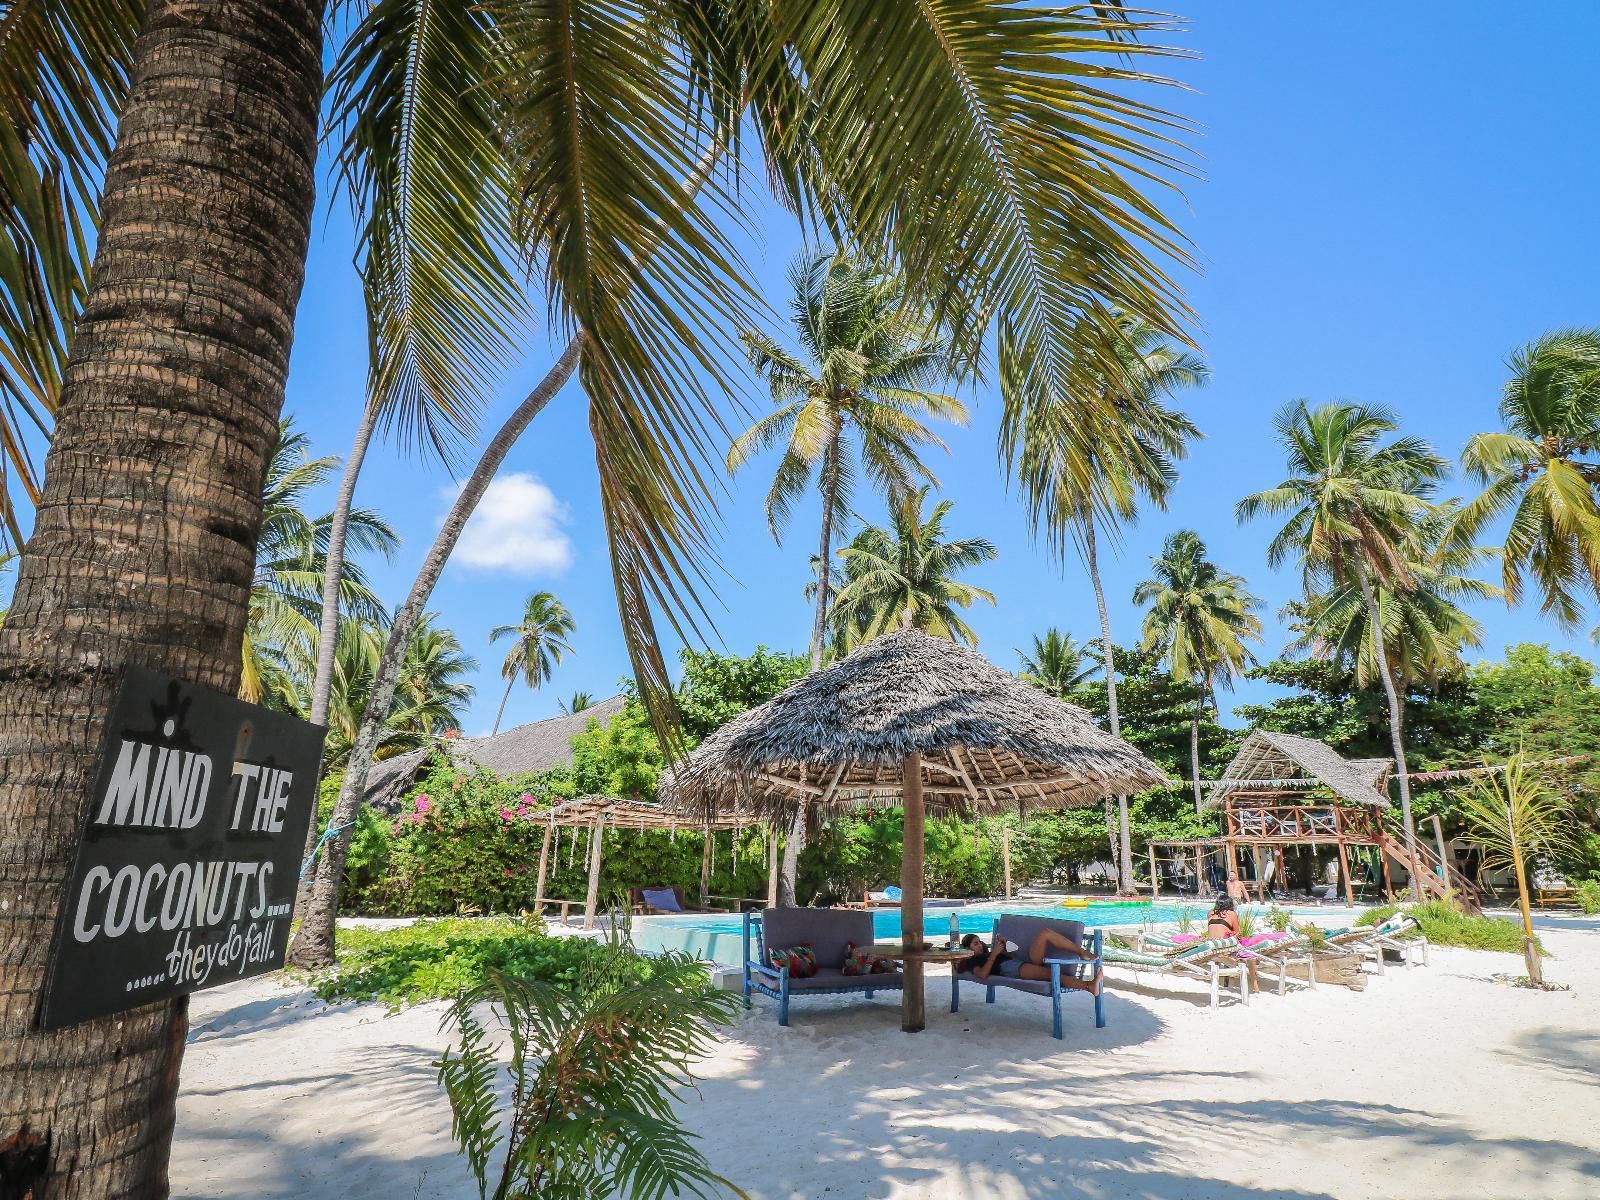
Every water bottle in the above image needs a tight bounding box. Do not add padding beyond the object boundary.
[948,912,960,950]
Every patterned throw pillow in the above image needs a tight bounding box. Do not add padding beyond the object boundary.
[767,944,818,978]
[841,942,893,976]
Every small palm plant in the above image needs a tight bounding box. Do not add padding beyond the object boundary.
[437,958,745,1200]
[1456,753,1578,985]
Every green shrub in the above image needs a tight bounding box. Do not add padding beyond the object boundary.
[1354,899,1546,955]
[1267,905,1294,933]
[307,916,675,1008]
[1574,879,1600,915]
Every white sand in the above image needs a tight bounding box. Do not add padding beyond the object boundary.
[174,915,1600,1199]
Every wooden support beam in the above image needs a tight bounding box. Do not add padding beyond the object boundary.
[534,819,554,913]
[1430,814,1450,889]
[700,825,713,907]
[766,823,779,908]
[1336,839,1355,907]
[1002,826,1013,899]
[901,751,926,1033]
[583,815,606,930]
[1148,841,1160,900]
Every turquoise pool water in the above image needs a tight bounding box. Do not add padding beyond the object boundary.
[632,900,1341,966]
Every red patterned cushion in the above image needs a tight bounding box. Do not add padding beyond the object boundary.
[842,941,893,976]
[767,943,818,978]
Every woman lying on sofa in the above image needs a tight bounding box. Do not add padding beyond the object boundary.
[958,929,1102,994]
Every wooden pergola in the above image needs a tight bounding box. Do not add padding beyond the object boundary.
[534,795,772,928]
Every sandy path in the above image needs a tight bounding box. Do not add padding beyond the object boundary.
[174,916,1600,1199]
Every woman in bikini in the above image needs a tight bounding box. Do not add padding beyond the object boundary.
[1207,894,1240,939]
[958,929,1102,994]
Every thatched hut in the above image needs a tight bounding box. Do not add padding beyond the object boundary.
[661,629,1166,1030]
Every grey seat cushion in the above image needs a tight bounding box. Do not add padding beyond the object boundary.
[753,965,902,991]
[760,907,878,970]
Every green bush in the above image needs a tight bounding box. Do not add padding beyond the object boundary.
[308,916,673,1007]
[1574,879,1600,915]
[1355,899,1546,955]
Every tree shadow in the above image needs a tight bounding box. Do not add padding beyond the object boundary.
[1499,1026,1600,1088]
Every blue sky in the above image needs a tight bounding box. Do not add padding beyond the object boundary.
[80,6,1600,735]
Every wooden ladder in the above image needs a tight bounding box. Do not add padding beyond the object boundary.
[1376,827,1482,913]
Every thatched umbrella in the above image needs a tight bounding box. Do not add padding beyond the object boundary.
[662,629,1167,1031]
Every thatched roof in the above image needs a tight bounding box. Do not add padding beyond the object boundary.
[1208,730,1392,810]
[542,794,753,831]
[362,695,627,814]
[661,629,1167,821]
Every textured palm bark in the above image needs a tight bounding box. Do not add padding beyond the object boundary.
[1085,519,1135,892]
[296,398,380,916]
[1356,565,1425,902]
[0,2,324,1195]
[287,338,584,968]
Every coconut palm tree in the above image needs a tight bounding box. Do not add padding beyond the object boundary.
[1238,401,1449,900]
[1013,311,1205,891]
[829,489,996,649]
[1017,629,1097,699]
[729,250,967,671]
[1285,504,1501,689]
[1134,530,1263,812]
[1457,329,1600,630]
[245,420,397,706]
[560,691,595,715]
[1,5,1194,1179]
[489,591,576,735]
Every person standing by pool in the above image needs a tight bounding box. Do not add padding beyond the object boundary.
[958,930,1102,994]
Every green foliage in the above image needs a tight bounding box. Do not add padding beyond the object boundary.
[673,647,808,741]
[1267,905,1294,933]
[309,917,677,1008]
[1235,907,1257,939]
[1574,879,1600,914]
[1354,900,1546,955]
[436,956,744,1200]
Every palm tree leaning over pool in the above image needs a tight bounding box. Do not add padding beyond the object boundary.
[489,591,576,735]
[1134,530,1263,813]
[1455,329,1600,631]
[829,488,996,648]
[1285,502,1500,690]
[1013,311,1205,892]
[1,6,1193,1175]
[1017,628,1097,699]
[1238,401,1448,901]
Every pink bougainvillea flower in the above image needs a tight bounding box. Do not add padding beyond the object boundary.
[500,808,514,822]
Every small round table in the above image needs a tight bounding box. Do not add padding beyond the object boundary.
[862,943,973,1031]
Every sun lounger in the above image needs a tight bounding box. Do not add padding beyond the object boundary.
[1103,935,1249,1007]
[630,886,715,915]
[742,908,902,1026]
[1237,934,1320,995]
[1325,914,1428,972]
[952,914,1104,1039]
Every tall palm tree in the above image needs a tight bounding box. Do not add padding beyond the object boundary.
[1457,329,1600,630]
[729,250,967,671]
[1017,629,1097,699]
[1238,401,1448,900]
[1134,530,1263,812]
[1014,311,1205,891]
[560,691,596,715]
[245,420,397,706]
[1,5,1193,1175]
[1285,503,1500,689]
[829,489,997,649]
[488,591,576,735]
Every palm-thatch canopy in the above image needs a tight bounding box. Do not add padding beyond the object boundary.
[1208,730,1391,810]
[541,794,752,831]
[662,629,1167,821]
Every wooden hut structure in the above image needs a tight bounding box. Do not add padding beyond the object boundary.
[534,795,771,929]
[662,629,1166,1031]
[1149,731,1480,910]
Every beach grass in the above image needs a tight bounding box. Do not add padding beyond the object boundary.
[1356,899,1546,955]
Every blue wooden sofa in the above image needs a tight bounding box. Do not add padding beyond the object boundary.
[742,908,902,1025]
[952,913,1104,1039]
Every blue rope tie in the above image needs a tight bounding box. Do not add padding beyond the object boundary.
[300,818,357,881]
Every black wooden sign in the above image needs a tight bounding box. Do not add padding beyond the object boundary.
[40,666,326,1029]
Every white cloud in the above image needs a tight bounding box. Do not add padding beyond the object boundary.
[449,472,573,575]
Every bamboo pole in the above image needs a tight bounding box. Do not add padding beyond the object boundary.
[583,814,606,929]
[534,819,554,913]
[900,751,926,1033]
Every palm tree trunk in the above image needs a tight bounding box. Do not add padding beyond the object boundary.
[296,397,379,913]
[493,675,515,735]
[0,3,324,1194]
[1085,519,1135,893]
[288,338,583,966]
[779,428,844,906]
[1356,565,1424,902]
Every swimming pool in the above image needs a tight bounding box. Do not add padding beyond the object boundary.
[632,900,1343,966]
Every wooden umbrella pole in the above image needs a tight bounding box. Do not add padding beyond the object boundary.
[900,750,926,1033]
[583,814,606,930]
[766,822,779,908]
[700,824,713,907]
[534,820,554,914]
